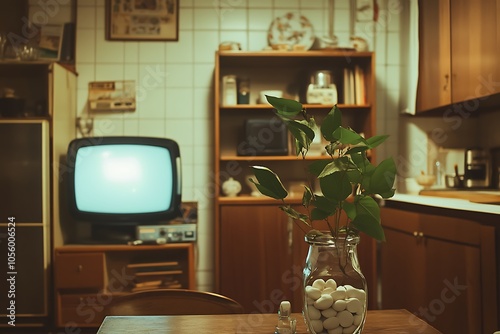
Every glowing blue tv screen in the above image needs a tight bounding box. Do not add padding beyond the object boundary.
[67,137,181,223]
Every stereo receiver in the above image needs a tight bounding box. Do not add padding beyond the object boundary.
[136,224,196,243]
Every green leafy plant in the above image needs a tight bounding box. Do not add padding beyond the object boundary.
[249,96,397,242]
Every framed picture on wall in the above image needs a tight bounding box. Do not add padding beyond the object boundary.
[106,0,179,41]
[38,24,63,60]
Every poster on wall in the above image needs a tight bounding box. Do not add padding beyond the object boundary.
[106,0,179,41]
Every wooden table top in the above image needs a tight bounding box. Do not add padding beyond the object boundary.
[97,309,442,333]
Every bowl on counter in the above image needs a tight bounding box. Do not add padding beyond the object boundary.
[416,174,436,189]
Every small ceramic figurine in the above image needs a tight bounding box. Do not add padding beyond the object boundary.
[222,177,242,197]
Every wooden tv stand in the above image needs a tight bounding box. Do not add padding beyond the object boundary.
[54,243,195,328]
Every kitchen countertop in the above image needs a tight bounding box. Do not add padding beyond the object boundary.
[388,192,500,215]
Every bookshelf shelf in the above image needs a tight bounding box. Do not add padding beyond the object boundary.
[214,51,377,313]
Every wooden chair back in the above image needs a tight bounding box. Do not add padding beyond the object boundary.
[106,289,244,316]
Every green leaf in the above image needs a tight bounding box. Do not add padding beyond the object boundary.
[332,127,366,145]
[346,169,362,184]
[324,142,342,157]
[379,188,396,199]
[351,214,386,241]
[354,195,380,224]
[249,166,288,200]
[266,96,303,117]
[342,201,356,220]
[369,158,397,197]
[310,196,338,221]
[282,119,315,155]
[350,152,374,175]
[345,145,369,155]
[308,160,331,177]
[366,134,390,149]
[351,194,384,242]
[310,208,331,220]
[302,186,313,208]
[318,157,356,178]
[321,105,342,141]
[311,195,338,213]
[320,171,352,201]
[280,205,310,226]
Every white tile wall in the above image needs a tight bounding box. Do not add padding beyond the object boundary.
[75,0,401,292]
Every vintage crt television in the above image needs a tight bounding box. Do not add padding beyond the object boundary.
[66,136,182,243]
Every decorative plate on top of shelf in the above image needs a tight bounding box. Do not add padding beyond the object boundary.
[267,12,315,51]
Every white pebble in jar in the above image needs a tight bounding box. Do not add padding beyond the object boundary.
[337,310,354,327]
[324,278,337,290]
[303,283,365,334]
[322,287,335,295]
[306,286,322,300]
[330,290,346,301]
[307,306,322,320]
[314,294,334,310]
[328,327,342,334]
[310,319,324,333]
[323,316,340,330]
[312,278,326,290]
[332,299,347,311]
[342,324,357,334]
[346,287,366,302]
[346,298,362,314]
[321,308,337,318]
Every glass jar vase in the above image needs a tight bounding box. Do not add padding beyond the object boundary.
[302,231,367,334]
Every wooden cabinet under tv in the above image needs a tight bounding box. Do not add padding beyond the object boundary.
[54,244,195,328]
[214,51,377,313]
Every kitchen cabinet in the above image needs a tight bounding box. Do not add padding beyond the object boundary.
[379,207,497,334]
[219,204,298,313]
[54,244,195,328]
[219,203,377,313]
[0,62,76,329]
[214,51,378,313]
[417,0,500,112]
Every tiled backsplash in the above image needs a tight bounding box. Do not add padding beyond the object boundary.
[26,0,405,291]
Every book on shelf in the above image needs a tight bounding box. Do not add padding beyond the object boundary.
[134,280,163,288]
[343,66,366,105]
[131,279,183,292]
[354,65,366,105]
[127,261,181,274]
[343,68,354,104]
[127,261,179,269]
[135,270,183,277]
[134,266,181,273]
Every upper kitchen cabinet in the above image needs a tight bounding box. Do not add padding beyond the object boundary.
[417,0,500,113]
